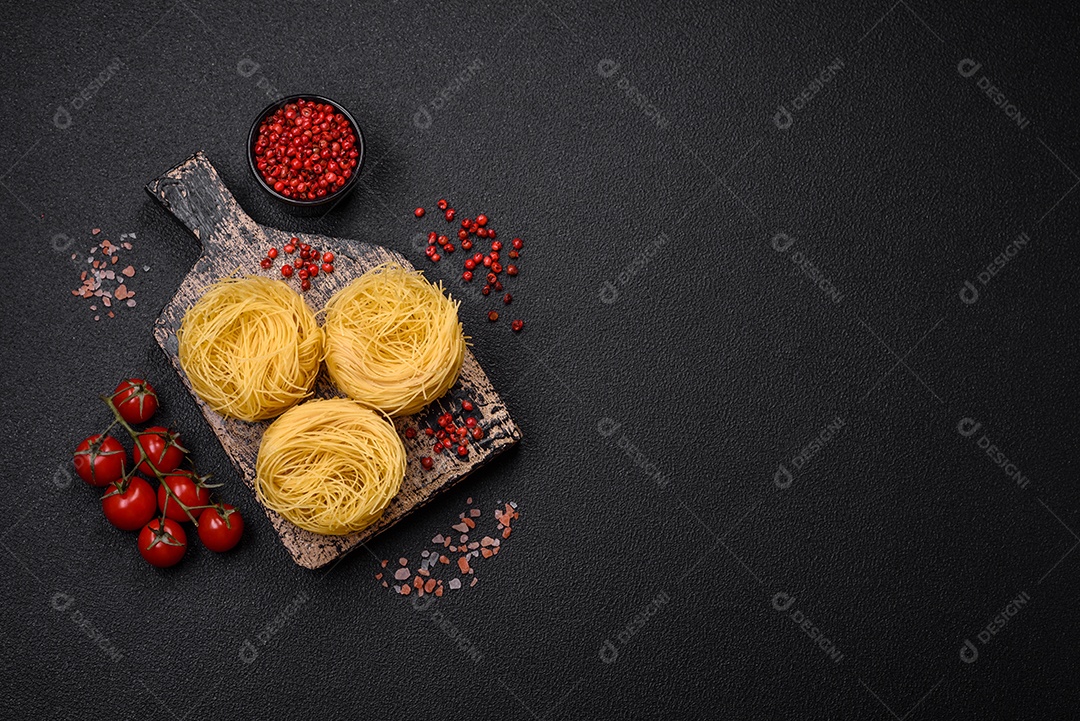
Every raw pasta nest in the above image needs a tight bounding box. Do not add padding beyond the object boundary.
[255,398,407,535]
[178,276,323,422]
[322,263,466,417]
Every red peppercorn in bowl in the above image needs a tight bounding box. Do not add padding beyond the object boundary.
[248,95,364,210]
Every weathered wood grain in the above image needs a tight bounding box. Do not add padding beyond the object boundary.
[146,152,520,569]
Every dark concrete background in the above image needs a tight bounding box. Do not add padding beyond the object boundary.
[2,1,1078,718]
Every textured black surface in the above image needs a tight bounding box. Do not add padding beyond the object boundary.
[1,2,1078,719]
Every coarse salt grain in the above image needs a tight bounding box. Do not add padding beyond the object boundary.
[376,500,519,596]
[71,229,141,321]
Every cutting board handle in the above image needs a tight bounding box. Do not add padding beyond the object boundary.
[145,151,251,247]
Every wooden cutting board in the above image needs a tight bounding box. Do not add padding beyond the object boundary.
[146,151,520,569]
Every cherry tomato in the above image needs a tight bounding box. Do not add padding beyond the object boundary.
[138,518,187,568]
[111,378,159,425]
[101,477,157,531]
[198,504,244,552]
[73,434,127,487]
[134,427,185,476]
[157,473,210,522]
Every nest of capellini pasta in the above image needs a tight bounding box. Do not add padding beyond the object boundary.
[177,276,323,422]
[254,398,406,535]
[322,263,466,417]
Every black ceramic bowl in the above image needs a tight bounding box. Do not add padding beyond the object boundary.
[247,94,365,212]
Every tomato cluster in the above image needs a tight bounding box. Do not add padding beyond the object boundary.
[73,378,244,568]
